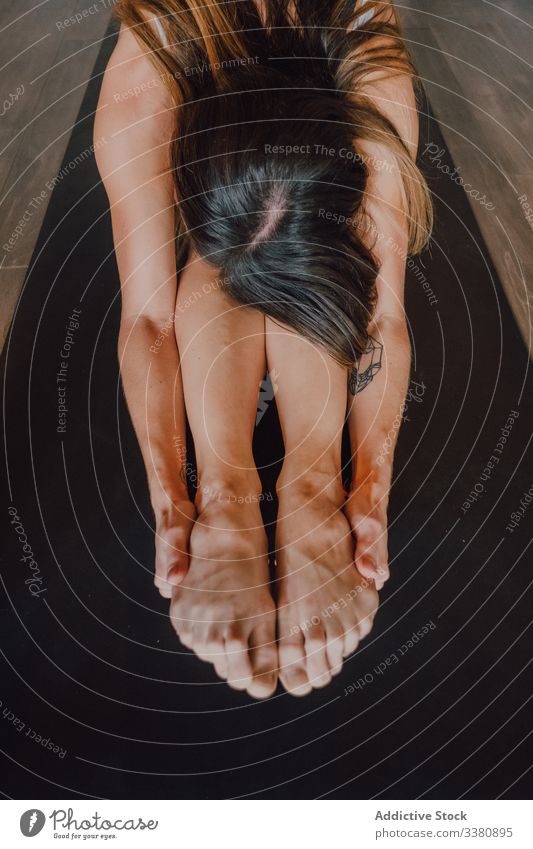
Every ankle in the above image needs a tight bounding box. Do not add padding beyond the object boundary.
[276,467,345,509]
[195,469,263,513]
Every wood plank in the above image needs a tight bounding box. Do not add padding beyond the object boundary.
[399,0,533,353]
[0,1,114,349]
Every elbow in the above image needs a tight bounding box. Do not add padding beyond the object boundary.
[367,312,411,367]
[118,313,176,359]
[369,311,409,341]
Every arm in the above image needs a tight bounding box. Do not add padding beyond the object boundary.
[346,165,411,589]
[345,3,421,588]
[94,25,195,594]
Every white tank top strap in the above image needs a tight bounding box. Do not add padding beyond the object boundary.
[150,13,168,47]
[352,1,377,28]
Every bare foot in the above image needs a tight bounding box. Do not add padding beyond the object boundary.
[276,475,379,696]
[153,497,197,599]
[169,476,277,699]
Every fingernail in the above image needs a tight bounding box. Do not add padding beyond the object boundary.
[167,565,184,583]
[365,555,377,572]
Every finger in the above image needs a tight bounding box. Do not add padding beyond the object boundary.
[154,575,173,599]
[304,624,331,689]
[355,551,380,581]
[225,631,254,691]
[353,516,388,584]
[167,560,189,585]
[373,549,389,589]
[155,527,190,588]
[248,623,278,699]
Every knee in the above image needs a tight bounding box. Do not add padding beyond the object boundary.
[118,312,176,356]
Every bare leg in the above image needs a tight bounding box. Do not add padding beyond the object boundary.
[267,319,378,696]
[170,254,277,699]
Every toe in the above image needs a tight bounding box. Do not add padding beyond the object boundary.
[205,630,228,680]
[342,622,360,658]
[248,624,278,699]
[169,600,192,645]
[358,612,374,640]
[178,628,193,650]
[191,623,211,661]
[325,619,344,676]
[282,666,312,697]
[225,630,254,691]
[304,625,331,688]
[279,632,311,697]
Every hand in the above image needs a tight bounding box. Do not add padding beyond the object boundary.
[343,480,390,591]
[153,496,197,598]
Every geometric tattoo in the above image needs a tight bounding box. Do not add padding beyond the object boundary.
[348,335,383,395]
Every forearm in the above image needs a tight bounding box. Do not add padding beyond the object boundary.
[118,315,189,509]
[348,313,411,493]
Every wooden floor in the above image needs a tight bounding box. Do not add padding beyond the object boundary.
[399,0,533,352]
[1,1,532,351]
[0,0,114,345]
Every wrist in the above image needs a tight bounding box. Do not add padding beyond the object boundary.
[148,471,191,514]
[352,455,392,493]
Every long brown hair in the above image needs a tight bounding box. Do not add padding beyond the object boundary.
[113,0,433,364]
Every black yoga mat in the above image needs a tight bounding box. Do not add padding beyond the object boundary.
[1,22,532,799]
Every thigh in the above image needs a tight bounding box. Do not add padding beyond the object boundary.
[175,253,266,462]
[264,317,348,460]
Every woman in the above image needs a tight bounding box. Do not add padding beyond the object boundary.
[94,0,432,699]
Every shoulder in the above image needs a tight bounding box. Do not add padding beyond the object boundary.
[94,23,175,189]
[348,2,418,156]
[348,5,420,252]
[98,23,174,119]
